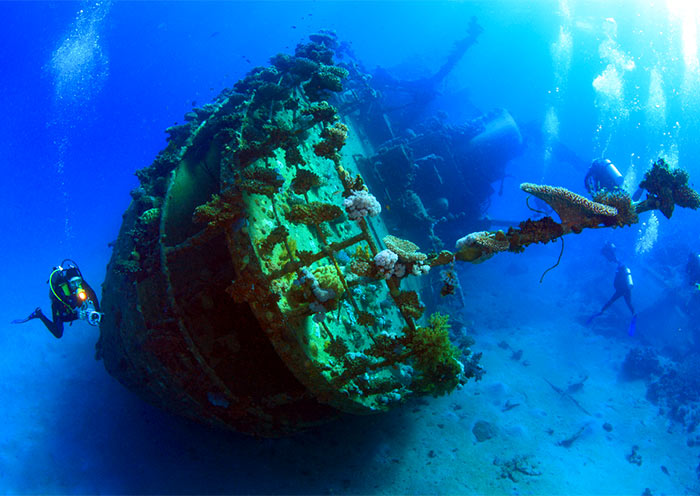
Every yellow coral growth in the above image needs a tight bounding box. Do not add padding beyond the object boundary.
[139,207,161,225]
[403,312,462,397]
[312,265,344,298]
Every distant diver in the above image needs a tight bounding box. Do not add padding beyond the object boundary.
[586,242,637,335]
[687,251,700,291]
[584,157,643,200]
[12,259,103,338]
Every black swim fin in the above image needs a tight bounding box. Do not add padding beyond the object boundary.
[11,308,41,324]
[585,312,600,326]
[628,314,637,337]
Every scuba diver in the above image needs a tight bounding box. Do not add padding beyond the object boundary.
[687,252,700,291]
[12,259,103,338]
[584,157,644,200]
[586,241,637,335]
[584,158,624,195]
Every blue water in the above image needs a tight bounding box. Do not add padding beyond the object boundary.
[3,1,700,493]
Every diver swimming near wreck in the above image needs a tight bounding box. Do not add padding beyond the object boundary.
[12,259,103,338]
[586,242,637,334]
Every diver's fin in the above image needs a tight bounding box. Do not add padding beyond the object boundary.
[627,314,637,337]
[585,313,600,326]
[11,308,41,324]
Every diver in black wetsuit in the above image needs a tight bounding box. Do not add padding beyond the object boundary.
[586,242,637,332]
[12,259,103,338]
[687,252,700,290]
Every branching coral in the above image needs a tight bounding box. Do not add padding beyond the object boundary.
[521,183,617,231]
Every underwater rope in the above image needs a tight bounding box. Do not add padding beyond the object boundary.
[539,237,565,284]
[526,195,549,215]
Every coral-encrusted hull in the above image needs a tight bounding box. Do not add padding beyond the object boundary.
[98,197,337,437]
[97,33,479,436]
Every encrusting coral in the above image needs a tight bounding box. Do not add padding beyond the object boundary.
[637,158,700,218]
[285,201,343,225]
[455,230,510,263]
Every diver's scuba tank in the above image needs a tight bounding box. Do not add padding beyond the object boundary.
[613,263,633,292]
[620,264,633,290]
[586,158,624,194]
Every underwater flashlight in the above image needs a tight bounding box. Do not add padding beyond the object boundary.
[78,289,87,301]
